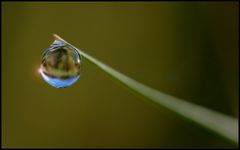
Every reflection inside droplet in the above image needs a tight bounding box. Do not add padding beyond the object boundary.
[39,39,81,88]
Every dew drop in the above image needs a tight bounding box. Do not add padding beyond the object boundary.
[39,39,81,88]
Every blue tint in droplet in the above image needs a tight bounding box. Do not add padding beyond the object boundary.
[39,69,80,88]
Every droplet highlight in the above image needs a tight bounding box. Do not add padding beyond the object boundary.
[39,39,81,88]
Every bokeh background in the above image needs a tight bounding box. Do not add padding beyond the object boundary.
[2,2,239,148]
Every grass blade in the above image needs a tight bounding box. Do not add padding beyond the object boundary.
[53,34,238,144]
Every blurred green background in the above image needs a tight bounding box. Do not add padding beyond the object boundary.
[2,2,239,148]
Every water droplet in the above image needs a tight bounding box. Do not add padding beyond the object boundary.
[39,39,81,88]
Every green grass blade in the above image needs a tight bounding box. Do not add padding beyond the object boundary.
[53,34,238,144]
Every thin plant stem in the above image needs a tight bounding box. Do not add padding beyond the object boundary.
[53,34,238,144]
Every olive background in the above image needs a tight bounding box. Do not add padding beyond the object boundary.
[2,2,238,148]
